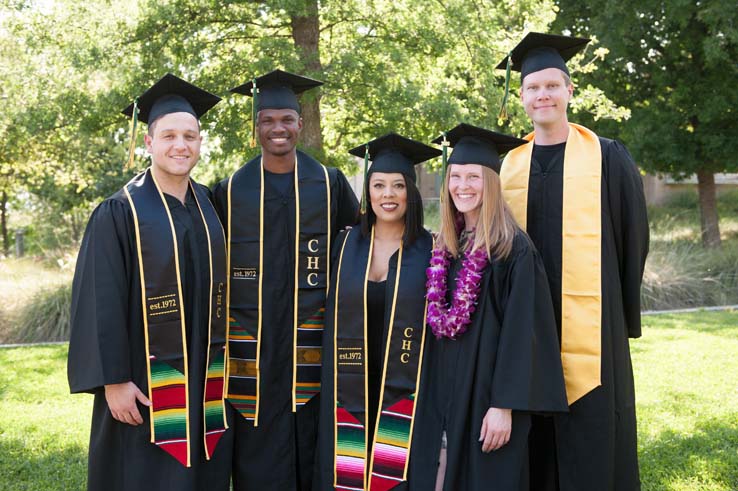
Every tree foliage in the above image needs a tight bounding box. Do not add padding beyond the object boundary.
[553,0,738,247]
[1,0,630,253]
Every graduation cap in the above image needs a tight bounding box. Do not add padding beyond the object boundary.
[230,69,323,147]
[121,73,221,169]
[431,123,527,176]
[496,32,590,120]
[348,132,441,213]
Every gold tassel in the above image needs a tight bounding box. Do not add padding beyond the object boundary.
[440,132,449,205]
[125,98,139,170]
[360,144,369,214]
[498,53,512,123]
[250,79,258,148]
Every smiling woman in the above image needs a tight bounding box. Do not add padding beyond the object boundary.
[313,132,440,491]
[407,123,567,491]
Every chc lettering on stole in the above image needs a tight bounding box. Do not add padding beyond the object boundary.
[400,327,414,364]
[215,282,224,319]
[302,238,326,288]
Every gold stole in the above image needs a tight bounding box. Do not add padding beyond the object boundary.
[500,123,602,404]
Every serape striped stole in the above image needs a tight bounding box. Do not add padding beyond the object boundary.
[226,151,330,425]
[500,123,602,404]
[124,168,228,467]
[333,228,430,490]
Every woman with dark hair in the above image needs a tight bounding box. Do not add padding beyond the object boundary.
[313,133,440,491]
[407,124,568,491]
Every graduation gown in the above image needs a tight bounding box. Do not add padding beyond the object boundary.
[212,152,358,491]
[313,228,433,491]
[67,185,232,491]
[519,137,649,491]
[407,231,568,491]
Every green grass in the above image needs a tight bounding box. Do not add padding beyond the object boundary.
[636,311,738,491]
[1,311,736,490]
[0,345,91,490]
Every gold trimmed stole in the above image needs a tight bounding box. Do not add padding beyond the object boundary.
[123,168,228,466]
[331,227,430,490]
[226,150,331,425]
[500,123,602,404]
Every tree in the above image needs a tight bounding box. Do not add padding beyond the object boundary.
[554,0,738,248]
[0,0,140,251]
[1,0,631,257]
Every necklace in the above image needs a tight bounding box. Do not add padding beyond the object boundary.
[426,233,488,339]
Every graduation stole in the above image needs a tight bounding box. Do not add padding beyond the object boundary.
[123,168,228,467]
[500,122,602,405]
[333,228,429,491]
[226,150,330,425]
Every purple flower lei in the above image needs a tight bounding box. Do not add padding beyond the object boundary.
[426,232,489,339]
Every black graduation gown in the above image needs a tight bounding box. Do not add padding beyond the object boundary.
[407,231,568,491]
[525,138,649,491]
[313,229,433,491]
[212,160,358,491]
[67,186,232,491]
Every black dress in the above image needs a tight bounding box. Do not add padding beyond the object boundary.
[407,231,568,491]
[67,187,232,491]
[313,229,433,491]
[366,280,387,443]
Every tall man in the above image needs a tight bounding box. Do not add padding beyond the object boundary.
[213,69,359,491]
[68,74,232,490]
[497,33,650,490]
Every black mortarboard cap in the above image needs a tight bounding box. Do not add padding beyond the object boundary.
[348,132,441,183]
[431,123,527,173]
[496,32,590,80]
[121,73,221,125]
[230,69,323,113]
[121,73,220,169]
[349,133,440,214]
[496,32,589,120]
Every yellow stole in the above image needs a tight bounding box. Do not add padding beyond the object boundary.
[500,123,602,405]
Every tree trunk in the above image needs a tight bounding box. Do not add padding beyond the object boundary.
[290,0,323,154]
[696,170,721,248]
[1,190,8,257]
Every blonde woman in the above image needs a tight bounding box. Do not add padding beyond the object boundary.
[407,123,567,491]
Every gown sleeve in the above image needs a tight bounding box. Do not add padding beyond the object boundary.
[605,140,650,338]
[489,235,568,413]
[331,168,359,231]
[67,198,135,394]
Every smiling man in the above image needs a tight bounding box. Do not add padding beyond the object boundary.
[213,70,358,491]
[68,74,232,491]
[497,33,650,491]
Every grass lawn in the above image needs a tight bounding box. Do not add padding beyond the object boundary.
[635,311,738,491]
[1,311,737,490]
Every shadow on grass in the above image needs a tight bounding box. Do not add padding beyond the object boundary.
[640,418,738,491]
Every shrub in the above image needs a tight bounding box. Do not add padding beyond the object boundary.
[642,240,738,311]
[13,282,73,343]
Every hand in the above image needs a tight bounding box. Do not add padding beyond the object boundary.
[479,407,512,453]
[104,381,152,426]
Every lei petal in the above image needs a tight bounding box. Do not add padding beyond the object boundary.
[425,234,489,339]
